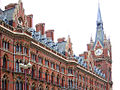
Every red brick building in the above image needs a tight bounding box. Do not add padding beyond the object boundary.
[0,0,112,90]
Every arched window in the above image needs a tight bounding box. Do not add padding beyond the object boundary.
[38,84,43,90]
[16,81,19,90]
[57,75,60,85]
[45,70,49,82]
[18,17,23,26]
[16,60,19,72]
[45,72,48,81]
[16,60,22,72]
[16,44,19,52]
[51,72,54,84]
[20,44,22,52]
[2,75,8,90]
[16,78,23,90]
[2,40,9,50]
[62,76,65,87]
[31,83,35,90]
[25,79,29,90]
[46,86,49,90]
[39,68,42,79]
[68,79,73,88]
[31,67,34,78]
[3,55,7,69]
[19,81,23,90]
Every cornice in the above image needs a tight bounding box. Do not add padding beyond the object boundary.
[76,65,107,83]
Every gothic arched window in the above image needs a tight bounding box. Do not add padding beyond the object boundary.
[62,76,65,87]
[16,81,19,90]
[39,68,42,79]
[46,86,49,90]
[31,67,34,78]
[19,81,23,90]
[38,84,43,90]
[2,75,8,90]
[16,78,23,90]
[57,75,60,85]
[31,83,35,90]
[18,17,23,26]
[51,72,54,84]
[45,72,48,81]
[16,60,19,72]
[3,55,7,69]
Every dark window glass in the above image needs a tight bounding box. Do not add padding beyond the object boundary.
[3,55,7,68]
[16,61,19,72]
[56,65,59,71]
[16,81,19,90]
[45,60,49,67]
[16,44,19,52]
[38,57,43,64]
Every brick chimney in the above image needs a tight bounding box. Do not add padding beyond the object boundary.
[5,3,17,10]
[57,37,65,43]
[45,30,54,41]
[35,23,45,35]
[27,14,33,28]
[84,52,88,59]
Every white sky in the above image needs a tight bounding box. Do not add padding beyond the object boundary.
[0,0,120,89]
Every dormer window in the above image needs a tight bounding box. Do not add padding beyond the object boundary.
[18,17,23,26]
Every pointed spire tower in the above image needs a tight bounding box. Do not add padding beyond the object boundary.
[94,2,104,48]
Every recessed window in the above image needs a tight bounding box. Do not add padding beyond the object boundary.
[79,75,81,81]
[31,54,36,61]
[38,57,43,64]
[68,68,72,74]
[56,65,60,71]
[45,60,49,67]
[24,47,27,55]
[3,41,9,50]
[51,62,55,69]
[61,67,65,73]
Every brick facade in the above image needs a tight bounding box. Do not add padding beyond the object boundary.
[0,0,112,90]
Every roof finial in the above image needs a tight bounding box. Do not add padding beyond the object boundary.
[90,35,93,43]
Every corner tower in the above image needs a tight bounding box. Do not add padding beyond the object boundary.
[94,3,113,90]
[87,2,113,90]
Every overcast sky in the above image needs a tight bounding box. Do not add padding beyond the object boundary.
[0,0,120,89]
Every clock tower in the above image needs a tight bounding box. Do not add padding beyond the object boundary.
[87,3,113,90]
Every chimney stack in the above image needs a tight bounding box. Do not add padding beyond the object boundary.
[27,14,33,28]
[57,37,65,43]
[45,30,54,41]
[35,23,45,35]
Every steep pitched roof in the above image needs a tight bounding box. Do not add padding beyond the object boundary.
[3,8,15,21]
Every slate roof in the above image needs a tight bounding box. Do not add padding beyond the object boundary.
[0,8,15,22]
[56,41,66,53]
[0,9,3,14]
[3,8,15,21]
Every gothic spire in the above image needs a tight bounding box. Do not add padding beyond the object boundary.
[94,1,104,48]
[97,2,102,23]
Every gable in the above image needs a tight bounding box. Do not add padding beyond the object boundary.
[93,39,104,50]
